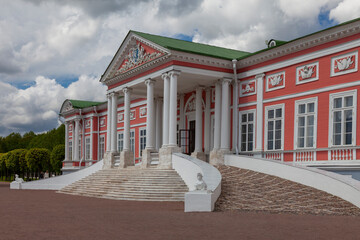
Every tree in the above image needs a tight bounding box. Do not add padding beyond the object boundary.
[5,149,28,178]
[25,148,51,174]
[51,144,65,174]
[0,153,9,181]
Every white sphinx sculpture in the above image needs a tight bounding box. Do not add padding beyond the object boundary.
[195,173,207,191]
[15,174,24,183]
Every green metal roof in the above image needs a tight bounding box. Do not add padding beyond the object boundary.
[131,30,250,60]
[69,99,106,109]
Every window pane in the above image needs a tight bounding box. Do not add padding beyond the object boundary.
[334,111,341,122]
[298,127,305,137]
[334,123,341,134]
[298,117,305,127]
[345,110,352,121]
[345,133,352,145]
[268,130,274,140]
[275,120,281,130]
[334,134,341,145]
[307,115,314,126]
[248,113,254,121]
[345,96,353,107]
[298,104,305,114]
[268,121,274,130]
[241,143,246,151]
[242,114,247,123]
[268,110,274,119]
[248,124,253,133]
[275,140,281,149]
[268,140,273,150]
[248,142,253,151]
[248,133,253,142]
[306,137,314,147]
[307,103,315,113]
[241,125,247,134]
[345,121,352,133]
[307,126,314,138]
[334,98,342,108]
[275,130,281,139]
[275,108,282,118]
[241,134,246,142]
[298,138,304,148]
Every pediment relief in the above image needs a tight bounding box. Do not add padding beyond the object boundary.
[106,35,170,81]
[60,101,73,114]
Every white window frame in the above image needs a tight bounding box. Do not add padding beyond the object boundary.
[85,136,91,160]
[294,97,318,149]
[139,127,146,157]
[239,109,256,152]
[117,132,124,152]
[99,135,105,160]
[329,90,357,147]
[264,104,285,151]
[130,129,135,154]
[68,140,73,161]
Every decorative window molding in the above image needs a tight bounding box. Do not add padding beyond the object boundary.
[85,137,91,160]
[118,112,124,123]
[264,104,285,151]
[117,132,124,152]
[328,90,357,147]
[266,71,285,92]
[296,62,319,85]
[139,107,147,118]
[100,117,106,127]
[239,110,256,152]
[294,97,318,149]
[130,110,136,120]
[331,51,358,77]
[239,80,256,97]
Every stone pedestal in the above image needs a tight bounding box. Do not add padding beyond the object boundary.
[159,145,181,169]
[209,149,231,166]
[102,152,114,169]
[185,191,214,212]
[141,148,154,168]
[119,150,134,168]
[191,151,206,161]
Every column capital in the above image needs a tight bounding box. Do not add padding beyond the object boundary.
[222,77,232,84]
[109,91,119,97]
[168,70,181,78]
[161,72,169,80]
[196,85,205,91]
[145,78,156,86]
[255,73,265,79]
[122,87,132,94]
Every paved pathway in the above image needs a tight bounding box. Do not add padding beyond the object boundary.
[1,182,360,239]
[216,166,360,215]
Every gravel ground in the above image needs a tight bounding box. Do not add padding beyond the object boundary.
[215,166,360,216]
[1,181,360,240]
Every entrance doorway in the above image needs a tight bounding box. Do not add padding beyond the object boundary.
[189,120,195,153]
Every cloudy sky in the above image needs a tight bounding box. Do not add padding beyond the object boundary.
[0,0,359,136]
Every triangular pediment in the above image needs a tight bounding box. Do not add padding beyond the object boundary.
[101,32,171,83]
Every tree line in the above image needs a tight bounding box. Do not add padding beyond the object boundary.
[0,125,65,181]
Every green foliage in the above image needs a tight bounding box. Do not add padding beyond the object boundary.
[25,148,51,172]
[5,149,28,174]
[51,144,65,173]
[0,153,8,172]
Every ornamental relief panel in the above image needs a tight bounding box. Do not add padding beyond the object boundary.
[185,95,204,113]
[118,113,124,123]
[85,120,91,129]
[139,107,147,118]
[331,51,358,77]
[266,71,285,92]
[130,110,136,120]
[240,80,256,97]
[115,41,163,76]
[296,62,319,85]
[100,117,106,127]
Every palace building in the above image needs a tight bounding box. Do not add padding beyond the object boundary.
[59,18,360,176]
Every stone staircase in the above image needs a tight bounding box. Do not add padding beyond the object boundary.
[58,167,188,201]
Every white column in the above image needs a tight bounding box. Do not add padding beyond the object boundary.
[74,118,80,161]
[72,122,75,161]
[214,81,222,150]
[195,87,203,152]
[221,78,232,150]
[168,70,180,146]
[162,73,170,146]
[232,79,239,153]
[204,87,211,153]
[106,94,112,152]
[90,117,93,160]
[111,92,118,153]
[155,98,163,150]
[64,122,69,161]
[255,74,265,153]
[123,87,132,151]
[145,79,156,150]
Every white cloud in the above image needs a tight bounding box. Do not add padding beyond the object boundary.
[0,75,106,136]
[329,0,360,22]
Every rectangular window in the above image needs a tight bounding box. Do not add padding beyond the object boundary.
[265,104,284,151]
[85,137,91,160]
[330,91,357,146]
[118,132,124,152]
[99,135,105,160]
[130,130,135,154]
[239,110,255,152]
[139,128,146,157]
[69,141,72,161]
[295,98,317,149]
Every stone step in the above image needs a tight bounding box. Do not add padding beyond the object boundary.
[62,185,188,192]
[61,192,184,201]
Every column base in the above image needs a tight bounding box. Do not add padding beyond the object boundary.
[159,145,181,169]
[209,149,232,166]
[102,151,114,169]
[141,148,155,168]
[118,150,134,168]
[191,151,206,161]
